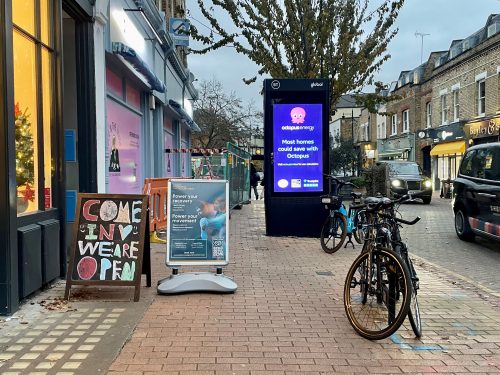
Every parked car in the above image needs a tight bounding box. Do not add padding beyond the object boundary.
[453,143,500,242]
[378,160,433,204]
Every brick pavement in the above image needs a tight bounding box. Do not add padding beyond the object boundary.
[1,200,499,374]
[107,201,500,375]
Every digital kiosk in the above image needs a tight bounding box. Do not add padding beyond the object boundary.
[263,79,330,237]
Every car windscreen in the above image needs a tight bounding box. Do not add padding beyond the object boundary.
[387,163,420,175]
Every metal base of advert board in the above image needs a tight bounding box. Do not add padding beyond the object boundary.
[157,270,237,294]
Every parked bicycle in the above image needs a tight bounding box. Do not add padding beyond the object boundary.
[343,194,421,340]
[319,175,366,253]
[380,198,422,337]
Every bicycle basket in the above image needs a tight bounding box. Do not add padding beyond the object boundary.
[320,195,342,210]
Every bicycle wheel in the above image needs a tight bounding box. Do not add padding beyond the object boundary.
[353,210,367,244]
[344,246,411,340]
[408,289,422,338]
[320,213,347,254]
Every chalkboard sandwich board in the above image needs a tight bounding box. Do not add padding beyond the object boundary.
[65,194,149,302]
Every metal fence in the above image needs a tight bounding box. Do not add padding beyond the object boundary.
[191,142,251,209]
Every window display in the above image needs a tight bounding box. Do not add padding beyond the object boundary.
[12,1,55,214]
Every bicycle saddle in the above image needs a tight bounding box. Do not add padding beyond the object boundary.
[364,196,392,208]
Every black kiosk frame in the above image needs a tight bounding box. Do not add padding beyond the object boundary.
[263,79,330,237]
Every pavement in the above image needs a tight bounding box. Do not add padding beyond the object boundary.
[1,199,500,374]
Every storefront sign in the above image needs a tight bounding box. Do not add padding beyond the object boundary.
[169,18,190,46]
[167,180,229,266]
[65,194,149,301]
[466,116,500,139]
[272,103,323,192]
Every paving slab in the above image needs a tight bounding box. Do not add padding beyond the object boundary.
[1,200,500,375]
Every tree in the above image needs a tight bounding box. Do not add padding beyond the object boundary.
[190,0,404,113]
[330,134,358,177]
[192,79,262,149]
[15,103,35,188]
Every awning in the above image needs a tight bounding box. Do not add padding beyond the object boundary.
[168,99,201,132]
[112,42,166,93]
[430,140,466,156]
[378,148,410,157]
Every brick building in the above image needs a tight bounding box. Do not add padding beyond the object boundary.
[376,14,500,191]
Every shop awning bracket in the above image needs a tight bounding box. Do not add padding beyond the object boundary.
[112,42,166,93]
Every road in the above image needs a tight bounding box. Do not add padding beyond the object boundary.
[397,194,500,295]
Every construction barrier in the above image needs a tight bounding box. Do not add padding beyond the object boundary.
[143,178,169,244]
[225,143,251,209]
[191,143,251,209]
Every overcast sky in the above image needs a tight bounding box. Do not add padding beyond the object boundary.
[186,0,499,106]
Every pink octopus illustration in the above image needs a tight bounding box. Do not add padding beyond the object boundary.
[290,107,306,124]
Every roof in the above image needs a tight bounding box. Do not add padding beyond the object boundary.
[334,94,363,109]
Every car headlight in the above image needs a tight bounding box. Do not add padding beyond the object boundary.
[424,180,432,188]
[391,180,401,187]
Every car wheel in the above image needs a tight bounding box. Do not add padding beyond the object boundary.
[454,209,475,242]
[422,197,431,204]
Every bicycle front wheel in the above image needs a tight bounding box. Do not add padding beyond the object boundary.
[353,210,367,244]
[408,288,422,337]
[320,213,347,254]
[344,246,411,340]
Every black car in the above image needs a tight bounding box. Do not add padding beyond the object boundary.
[453,143,500,242]
[378,160,433,204]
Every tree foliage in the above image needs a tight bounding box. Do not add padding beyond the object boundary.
[330,134,358,176]
[190,0,404,112]
[192,79,263,149]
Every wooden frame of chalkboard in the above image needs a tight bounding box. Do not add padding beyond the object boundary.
[64,193,149,302]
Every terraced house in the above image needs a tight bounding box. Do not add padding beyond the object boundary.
[380,14,500,192]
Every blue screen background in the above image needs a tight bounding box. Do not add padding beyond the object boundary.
[273,103,323,193]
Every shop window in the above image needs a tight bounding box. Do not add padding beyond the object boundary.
[12,2,55,214]
[106,68,123,98]
[126,84,141,110]
[12,0,35,35]
[164,131,174,177]
[402,110,409,133]
[477,79,486,116]
[426,102,431,128]
[453,90,460,121]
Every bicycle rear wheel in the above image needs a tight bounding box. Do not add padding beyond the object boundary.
[344,246,411,340]
[320,213,347,254]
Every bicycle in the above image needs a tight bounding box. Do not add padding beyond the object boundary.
[380,199,422,337]
[343,194,420,340]
[319,175,365,253]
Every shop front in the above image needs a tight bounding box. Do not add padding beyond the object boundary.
[377,134,416,161]
[465,115,500,146]
[0,0,96,315]
[360,142,377,170]
[428,122,466,192]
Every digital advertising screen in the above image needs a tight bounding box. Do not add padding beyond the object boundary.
[272,103,323,193]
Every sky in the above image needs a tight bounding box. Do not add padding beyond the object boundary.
[186,0,500,107]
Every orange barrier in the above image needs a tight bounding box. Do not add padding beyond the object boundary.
[143,178,169,243]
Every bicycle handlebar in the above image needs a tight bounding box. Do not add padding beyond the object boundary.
[396,216,421,225]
